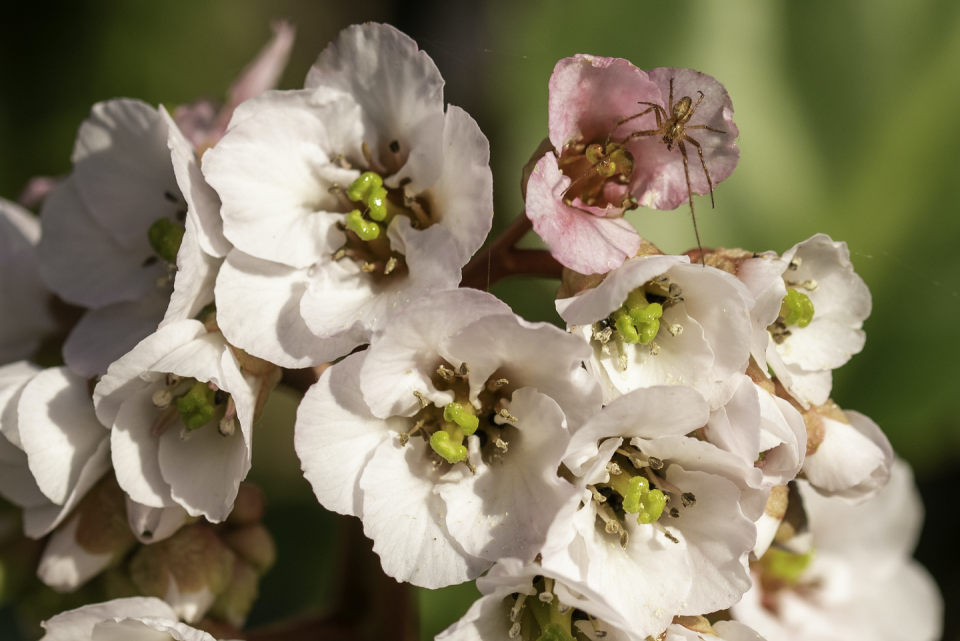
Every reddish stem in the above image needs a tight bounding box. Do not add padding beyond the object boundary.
[460,214,563,290]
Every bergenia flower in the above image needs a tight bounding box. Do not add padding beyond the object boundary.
[557,252,754,408]
[800,399,892,502]
[295,288,598,588]
[39,596,227,641]
[206,22,493,368]
[544,386,765,639]
[93,318,279,523]
[732,459,941,641]
[0,198,56,365]
[765,234,871,407]
[0,363,111,539]
[526,56,738,274]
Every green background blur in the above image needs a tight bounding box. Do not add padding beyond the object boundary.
[2,0,959,639]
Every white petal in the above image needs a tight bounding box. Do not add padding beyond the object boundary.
[359,438,490,588]
[0,360,41,448]
[150,331,228,388]
[803,411,891,501]
[556,254,688,326]
[18,367,109,505]
[41,597,176,641]
[94,319,207,428]
[63,290,170,378]
[712,621,768,641]
[39,177,164,308]
[37,515,113,592]
[439,313,602,429]
[704,375,762,465]
[161,107,230,257]
[215,249,356,367]
[306,23,446,193]
[72,99,182,249]
[111,385,174,509]
[299,216,462,340]
[667,468,755,614]
[160,210,221,328]
[437,388,579,561]
[737,253,787,371]
[158,417,249,523]
[125,496,188,544]
[564,385,709,476]
[294,351,398,517]
[204,88,362,268]
[360,288,511,418]
[427,106,493,265]
[0,427,48,507]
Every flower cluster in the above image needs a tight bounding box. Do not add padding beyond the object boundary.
[0,20,940,641]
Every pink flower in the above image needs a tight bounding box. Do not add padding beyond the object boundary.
[527,55,739,274]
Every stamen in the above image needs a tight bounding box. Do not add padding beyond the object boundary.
[617,352,628,371]
[487,378,509,391]
[219,416,236,437]
[539,578,555,603]
[150,405,179,437]
[398,419,425,446]
[606,462,622,475]
[664,323,683,337]
[498,408,518,423]
[458,362,470,377]
[654,522,680,544]
[383,257,398,274]
[668,507,681,518]
[681,492,697,507]
[668,283,683,301]
[556,604,572,615]
[413,390,428,409]
[508,622,521,639]
[789,257,802,271]
[495,438,509,453]
[152,389,173,410]
[360,262,376,273]
[436,365,455,381]
[647,456,663,470]
[590,486,607,503]
[510,593,527,622]
[332,248,347,261]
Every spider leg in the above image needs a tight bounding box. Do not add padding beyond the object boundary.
[617,103,664,129]
[683,133,715,208]
[688,90,706,118]
[685,125,726,134]
[677,138,704,263]
[669,77,675,113]
[620,129,660,145]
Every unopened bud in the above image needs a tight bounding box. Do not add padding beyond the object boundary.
[221,524,276,575]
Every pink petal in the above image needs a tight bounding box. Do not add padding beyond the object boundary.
[525,154,641,275]
[548,55,661,150]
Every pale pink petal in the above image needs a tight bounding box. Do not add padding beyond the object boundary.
[526,153,641,275]
[630,68,739,211]
[41,597,177,640]
[548,54,662,150]
[306,23,446,193]
[17,176,62,210]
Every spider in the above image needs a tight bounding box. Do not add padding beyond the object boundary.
[617,77,726,255]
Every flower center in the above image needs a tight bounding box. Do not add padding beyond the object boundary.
[753,547,816,614]
[504,576,615,641]
[329,143,436,280]
[558,141,636,210]
[768,288,815,345]
[150,373,236,439]
[586,440,695,548]
[589,277,685,370]
[145,204,186,287]
[396,362,514,471]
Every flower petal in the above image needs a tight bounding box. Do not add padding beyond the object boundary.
[40,597,177,641]
[111,385,175,509]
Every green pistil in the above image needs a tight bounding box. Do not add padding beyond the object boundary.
[443,402,478,436]
[612,290,663,345]
[780,289,814,328]
[528,591,574,641]
[621,476,666,525]
[430,430,467,464]
[367,186,388,221]
[345,210,381,241]
[176,381,216,430]
[761,547,814,585]
[346,171,383,203]
[536,623,574,641]
[148,218,184,263]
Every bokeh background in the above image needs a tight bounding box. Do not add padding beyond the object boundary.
[2,0,959,638]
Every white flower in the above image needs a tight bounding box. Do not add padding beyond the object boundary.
[544,386,766,639]
[732,459,941,641]
[93,319,274,522]
[0,198,56,365]
[800,401,892,502]
[0,363,111,539]
[38,99,223,377]
[40,596,227,641]
[294,288,598,588]
[557,253,754,409]
[765,235,871,407]
[205,22,493,368]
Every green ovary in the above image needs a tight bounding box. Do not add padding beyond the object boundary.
[430,430,467,464]
[345,210,381,241]
[613,290,663,345]
[536,623,575,641]
[781,289,815,328]
[176,381,217,430]
[443,402,479,435]
[148,218,184,263]
[346,171,383,203]
[621,476,666,525]
[762,547,814,584]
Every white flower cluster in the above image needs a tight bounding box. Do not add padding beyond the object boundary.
[0,21,941,641]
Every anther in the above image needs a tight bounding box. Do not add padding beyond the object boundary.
[458,362,470,377]
[152,389,173,410]
[617,353,628,371]
[594,327,613,344]
[413,390,428,409]
[487,378,508,391]
[384,257,398,275]
[681,492,697,507]
[606,462,622,475]
[648,343,660,356]
[328,184,342,195]
[668,508,681,518]
[508,622,521,639]
[557,604,572,615]
[333,249,346,261]
[510,594,527,622]
[590,486,606,503]
[665,323,683,337]
[361,262,376,273]
[668,283,683,301]
[789,257,802,271]
[539,592,554,603]
[437,365,455,381]
[647,456,663,470]
[219,416,236,437]
[495,439,509,453]
[498,408,518,423]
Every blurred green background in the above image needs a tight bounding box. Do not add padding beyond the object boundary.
[2,0,959,638]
